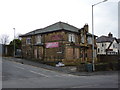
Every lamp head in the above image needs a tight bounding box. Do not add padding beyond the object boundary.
[103,0,108,2]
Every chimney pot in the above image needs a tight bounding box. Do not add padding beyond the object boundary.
[108,32,113,37]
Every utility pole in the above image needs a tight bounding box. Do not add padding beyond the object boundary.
[92,0,108,71]
[13,28,15,57]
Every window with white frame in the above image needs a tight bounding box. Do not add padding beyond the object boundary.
[68,34,75,42]
[36,35,42,44]
[26,38,31,44]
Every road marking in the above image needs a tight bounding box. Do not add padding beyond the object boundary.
[58,74,80,77]
[29,70,49,78]
[54,74,80,78]
[14,65,49,78]
[14,66,25,70]
[54,75,62,77]
[8,59,81,78]
[71,84,100,88]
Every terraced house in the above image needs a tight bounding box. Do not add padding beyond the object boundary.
[20,22,97,65]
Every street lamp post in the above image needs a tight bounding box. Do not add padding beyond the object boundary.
[13,28,15,57]
[92,0,107,71]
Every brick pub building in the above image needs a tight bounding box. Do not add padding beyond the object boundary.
[20,22,97,65]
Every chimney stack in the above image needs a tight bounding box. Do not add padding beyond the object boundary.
[108,32,113,37]
[84,24,88,33]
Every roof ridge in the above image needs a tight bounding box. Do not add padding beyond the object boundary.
[42,22,60,30]
[100,35,116,39]
[58,21,63,29]
[62,22,79,30]
[20,21,82,37]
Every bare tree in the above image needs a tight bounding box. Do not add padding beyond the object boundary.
[0,34,9,45]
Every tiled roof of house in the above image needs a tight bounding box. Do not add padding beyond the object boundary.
[117,38,120,43]
[87,33,97,37]
[20,22,79,37]
[96,36,115,43]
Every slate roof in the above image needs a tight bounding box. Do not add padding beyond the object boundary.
[87,33,97,37]
[96,36,116,43]
[117,39,120,43]
[20,22,79,37]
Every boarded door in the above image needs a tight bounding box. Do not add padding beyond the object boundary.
[66,47,73,60]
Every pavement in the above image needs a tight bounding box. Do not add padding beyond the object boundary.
[2,57,118,76]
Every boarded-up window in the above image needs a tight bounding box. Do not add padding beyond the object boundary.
[75,48,79,59]
[66,48,73,59]
[34,49,37,59]
[87,49,92,58]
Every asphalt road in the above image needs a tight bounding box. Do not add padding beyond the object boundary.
[2,58,118,88]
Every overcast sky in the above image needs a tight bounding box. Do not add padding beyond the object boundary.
[0,0,119,43]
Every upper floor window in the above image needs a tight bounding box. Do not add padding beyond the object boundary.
[81,36,84,43]
[102,43,104,47]
[87,36,92,44]
[68,34,75,42]
[81,33,85,43]
[113,43,118,48]
[26,38,31,44]
[98,48,100,53]
[36,35,42,44]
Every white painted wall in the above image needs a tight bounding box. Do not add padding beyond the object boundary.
[109,40,118,53]
[118,43,120,54]
[97,39,119,55]
[97,42,110,54]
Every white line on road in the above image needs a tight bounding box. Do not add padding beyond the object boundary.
[14,65,49,78]
[29,70,49,78]
[54,74,80,78]
[11,60,80,78]
[71,84,100,88]
[59,74,80,77]
[14,66,25,70]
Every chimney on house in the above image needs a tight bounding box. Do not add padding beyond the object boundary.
[84,23,88,33]
[108,32,113,37]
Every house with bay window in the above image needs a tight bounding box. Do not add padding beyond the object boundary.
[20,22,97,65]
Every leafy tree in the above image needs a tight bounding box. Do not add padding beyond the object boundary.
[9,39,21,49]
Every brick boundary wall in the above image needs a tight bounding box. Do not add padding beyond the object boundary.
[97,54,119,63]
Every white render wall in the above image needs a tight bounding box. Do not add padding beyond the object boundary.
[109,40,118,53]
[118,43,120,54]
[97,42,110,54]
[97,40,119,55]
